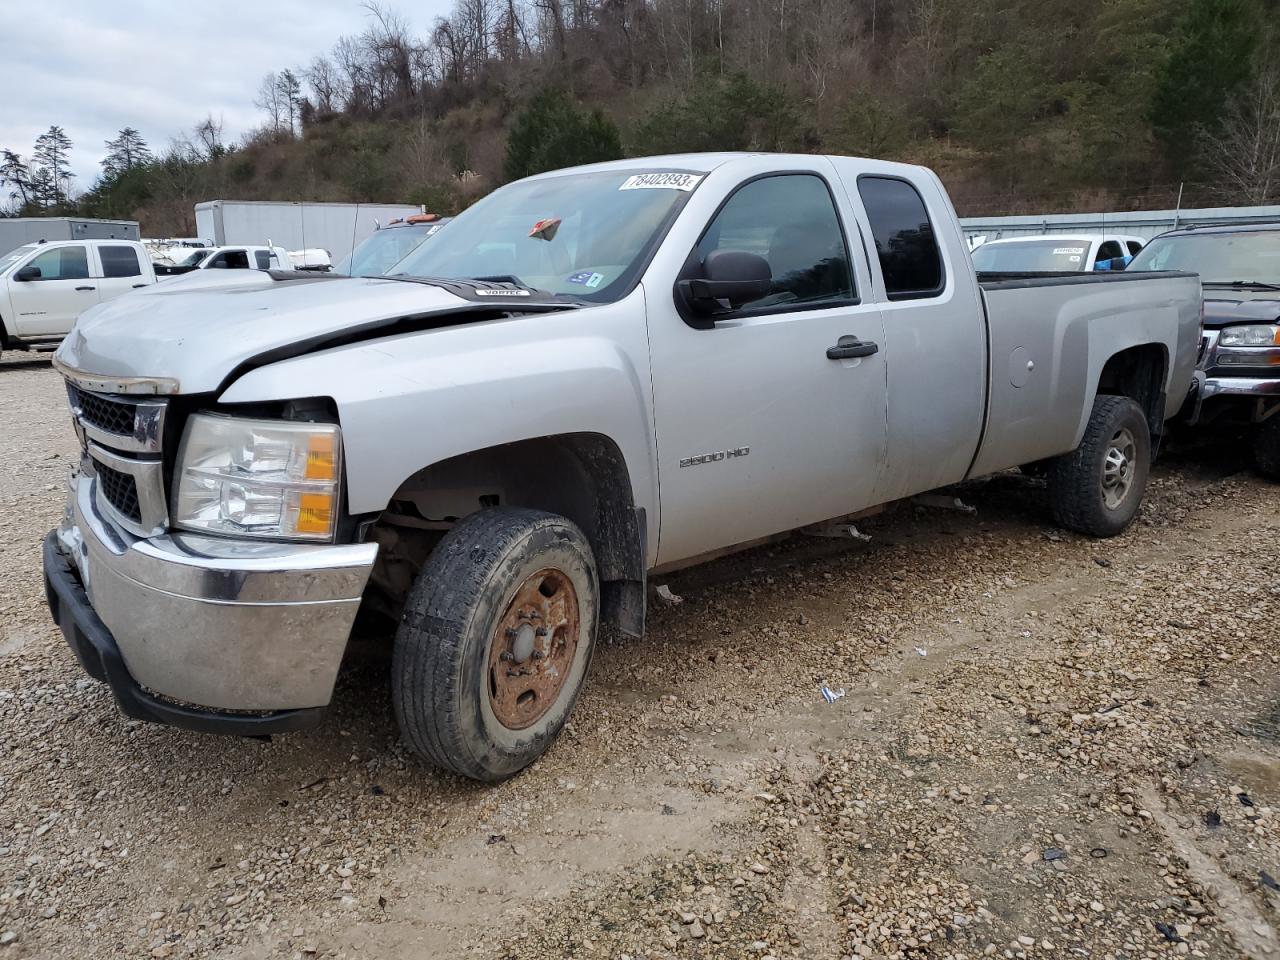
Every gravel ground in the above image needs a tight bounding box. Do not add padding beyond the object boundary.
[0,353,1276,960]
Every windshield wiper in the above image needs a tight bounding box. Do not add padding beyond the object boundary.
[1203,279,1280,291]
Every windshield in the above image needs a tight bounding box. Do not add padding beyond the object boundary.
[175,249,210,267]
[0,244,36,276]
[391,169,702,300]
[337,223,442,276]
[971,239,1092,273]
[1127,230,1280,284]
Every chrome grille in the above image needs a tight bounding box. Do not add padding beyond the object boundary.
[65,383,166,454]
[95,461,142,523]
[64,377,171,538]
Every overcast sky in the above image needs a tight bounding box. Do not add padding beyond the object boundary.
[0,0,450,188]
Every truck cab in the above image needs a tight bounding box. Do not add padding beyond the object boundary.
[154,244,291,277]
[971,233,1145,273]
[333,214,450,276]
[0,239,155,356]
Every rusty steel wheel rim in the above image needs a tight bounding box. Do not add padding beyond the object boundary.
[487,568,581,730]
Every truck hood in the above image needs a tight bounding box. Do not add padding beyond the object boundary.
[56,275,520,395]
[1203,292,1280,329]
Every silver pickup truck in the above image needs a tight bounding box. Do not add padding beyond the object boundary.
[43,153,1201,781]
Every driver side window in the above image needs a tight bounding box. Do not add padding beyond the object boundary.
[27,245,90,281]
[693,174,855,313]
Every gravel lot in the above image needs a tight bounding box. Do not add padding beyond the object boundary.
[0,353,1277,960]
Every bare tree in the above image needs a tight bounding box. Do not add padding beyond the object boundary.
[254,72,286,133]
[1200,60,1280,204]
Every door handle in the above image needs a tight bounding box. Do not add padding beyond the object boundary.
[826,335,879,360]
[75,285,96,292]
[132,283,147,288]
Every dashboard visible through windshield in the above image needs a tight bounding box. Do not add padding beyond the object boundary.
[389,169,703,301]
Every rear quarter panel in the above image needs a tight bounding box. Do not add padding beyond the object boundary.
[969,273,1200,477]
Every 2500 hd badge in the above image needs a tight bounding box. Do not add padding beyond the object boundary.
[679,446,751,468]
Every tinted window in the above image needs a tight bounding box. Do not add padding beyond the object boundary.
[27,245,90,281]
[693,174,853,312]
[1097,240,1125,261]
[254,250,271,269]
[99,244,141,278]
[1126,240,1143,256]
[208,250,251,269]
[858,177,943,300]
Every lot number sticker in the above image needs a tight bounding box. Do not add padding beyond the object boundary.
[619,173,702,191]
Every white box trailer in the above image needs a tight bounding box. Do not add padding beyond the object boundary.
[0,217,140,258]
[194,201,425,267]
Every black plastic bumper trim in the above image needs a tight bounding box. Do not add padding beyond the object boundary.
[42,531,326,737]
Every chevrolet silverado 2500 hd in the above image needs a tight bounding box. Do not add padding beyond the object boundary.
[44,153,1202,781]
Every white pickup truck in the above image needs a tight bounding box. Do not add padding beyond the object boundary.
[0,239,155,358]
[153,244,292,277]
[44,153,1201,781]
[971,234,1146,273]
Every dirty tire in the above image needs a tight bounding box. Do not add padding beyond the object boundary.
[1256,418,1280,481]
[392,507,599,782]
[1047,395,1151,538]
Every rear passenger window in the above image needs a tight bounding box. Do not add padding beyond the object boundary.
[99,245,141,278]
[692,174,854,313]
[254,250,272,270]
[857,176,944,300]
[1126,240,1143,256]
[1096,241,1125,261]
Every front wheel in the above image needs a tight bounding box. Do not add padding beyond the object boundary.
[1047,395,1151,538]
[1255,417,1280,481]
[392,507,599,782]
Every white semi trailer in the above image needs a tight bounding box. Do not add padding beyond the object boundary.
[193,200,425,268]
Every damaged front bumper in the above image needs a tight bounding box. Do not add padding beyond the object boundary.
[43,461,378,736]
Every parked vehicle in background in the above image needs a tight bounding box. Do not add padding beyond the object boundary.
[333,214,451,276]
[0,217,140,259]
[45,153,1199,783]
[0,240,155,358]
[195,200,425,268]
[287,249,333,272]
[1126,222,1280,478]
[971,234,1145,273]
[153,244,292,277]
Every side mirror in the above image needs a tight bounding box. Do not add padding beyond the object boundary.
[14,265,40,281]
[678,250,772,315]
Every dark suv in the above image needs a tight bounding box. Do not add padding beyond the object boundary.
[1126,222,1280,478]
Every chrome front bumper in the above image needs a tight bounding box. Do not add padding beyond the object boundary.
[1200,376,1280,399]
[50,462,378,715]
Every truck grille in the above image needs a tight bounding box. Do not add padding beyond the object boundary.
[63,378,170,536]
[67,384,139,437]
[95,462,143,524]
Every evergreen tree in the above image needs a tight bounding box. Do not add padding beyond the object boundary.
[102,128,153,178]
[503,89,623,181]
[1151,0,1262,172]
[32,125,74,208]
[0,149,33,212]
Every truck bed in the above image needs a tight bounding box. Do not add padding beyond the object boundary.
[968,269,1202,479]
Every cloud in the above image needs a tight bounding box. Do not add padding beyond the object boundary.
[0,0,449,187]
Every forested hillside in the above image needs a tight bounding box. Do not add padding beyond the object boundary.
[3,0,1278,235]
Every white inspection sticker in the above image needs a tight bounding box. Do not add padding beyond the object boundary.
[619,172,702,191]
[1053,247,1086,255]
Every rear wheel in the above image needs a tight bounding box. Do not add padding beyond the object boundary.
[1255,418,1280,481]
[1047,395,1151,538]
[392,507,599,782]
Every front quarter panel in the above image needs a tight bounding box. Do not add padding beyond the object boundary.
[217,293,660,563]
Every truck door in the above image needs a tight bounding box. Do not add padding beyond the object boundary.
[841,171,987,502]
[93,244,149,302]
[647,165,889,565]
[6,244,99,337]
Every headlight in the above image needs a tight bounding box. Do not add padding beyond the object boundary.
[174,414,341,541]
[1219,324,1280,346]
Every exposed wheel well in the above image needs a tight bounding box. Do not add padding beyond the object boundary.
[1096,344,1168,443]
[362,433,646,640]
